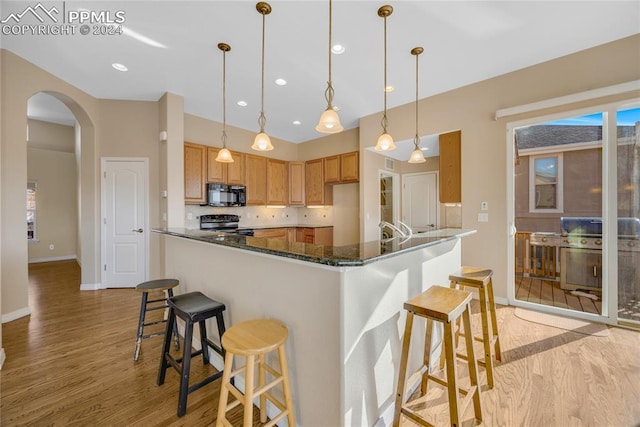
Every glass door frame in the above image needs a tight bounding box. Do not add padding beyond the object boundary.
[506,98,640,326]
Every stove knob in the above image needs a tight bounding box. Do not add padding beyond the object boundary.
[595,239,602,246]
[580,239,587,245]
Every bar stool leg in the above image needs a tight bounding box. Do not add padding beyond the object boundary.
[477,283,495,388]
[393,312,414,427]
[166,288,180,350]
[258,353,267,423]
[243,355,256,427]
[177,320,194,417]
[199,320,209,364]
[443,320,461,427]
[278,343,296,427]
[487,278,502,361]
[157,308,176,386]
[134,291,149,361]
[215,351,234,427]
[462,304,483,421]
[421,319,434,395]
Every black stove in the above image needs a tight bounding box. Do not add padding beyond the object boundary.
[199,214,254,236]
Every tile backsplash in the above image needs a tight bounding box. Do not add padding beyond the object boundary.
[184,205,334,229]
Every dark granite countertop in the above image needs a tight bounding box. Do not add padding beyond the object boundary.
[153,227,476,267]
[239,224,333,231]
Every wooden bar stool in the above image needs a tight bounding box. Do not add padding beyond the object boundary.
[157,291,227,417]
[448,266,501,388]
[216,319,295,427]
[134,278,180,361]
[393,285,482,427]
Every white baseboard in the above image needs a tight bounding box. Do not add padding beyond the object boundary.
[0,348,5,370]
[2,306,31,323]
[80,283,101,291]
[495,295,508,306]
[28,255,77,264]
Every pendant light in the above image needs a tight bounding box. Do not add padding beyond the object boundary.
[374,5,396,151]
[315,0,344,134]
[252,2,274,151]
[408,47,426,164]
[215,43,234,163]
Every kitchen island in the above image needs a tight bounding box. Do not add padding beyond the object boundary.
[154,227,476,426]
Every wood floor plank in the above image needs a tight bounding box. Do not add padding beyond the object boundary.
[3,261,640,427]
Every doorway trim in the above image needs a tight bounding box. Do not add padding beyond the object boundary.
[100,157,150,289]
[379,169,400,227]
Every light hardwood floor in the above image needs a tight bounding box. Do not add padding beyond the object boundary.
[1,260,639,426]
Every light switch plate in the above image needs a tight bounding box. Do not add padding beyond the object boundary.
[478,213,489,222]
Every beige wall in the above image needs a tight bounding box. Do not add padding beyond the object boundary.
[298,128,359,160]
[360,34,640,301]
[27,148,78,261]
[27,119,75,152]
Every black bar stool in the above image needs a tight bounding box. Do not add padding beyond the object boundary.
[157,291,227,417]
[134,279,180,361]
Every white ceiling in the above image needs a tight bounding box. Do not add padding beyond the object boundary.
[5,1,639,147]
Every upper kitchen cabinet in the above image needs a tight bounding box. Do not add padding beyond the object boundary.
[324,155,341,184]
[267,158,288,206]
[306,158,333,206]
[439,130,461,203]
[245,154,267,205]
[184,142,207,204]
[226,151,245,185]
[288,161,305,206]
[324,151,359,184]
[206,147,227,183]
[340,151,359,183]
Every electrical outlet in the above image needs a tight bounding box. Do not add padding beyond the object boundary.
[49,244,55,250]
[187,212,193,220]
[481,201,488,211]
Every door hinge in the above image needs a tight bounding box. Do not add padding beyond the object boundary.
[103,171,106,179]
[104,264,107,271]
[103,218,107,224]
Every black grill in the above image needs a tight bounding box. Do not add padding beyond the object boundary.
[560,217,640,238]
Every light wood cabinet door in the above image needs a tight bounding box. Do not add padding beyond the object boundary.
[296,228,306,243]
[439,130,461,203]
[206,147,227,183]
[184,142,207,204]
[226,151,245,185]
[286,227,296,242]
[288,161,305,206]
[245,154,267,205]
[340,151,359,182]
[267,158,288,205]
[305,158,332,206]
[254,228,287,240]
[324,155,341,183]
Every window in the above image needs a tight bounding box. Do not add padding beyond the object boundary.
[529,153,563,212]
[27,181,37,240]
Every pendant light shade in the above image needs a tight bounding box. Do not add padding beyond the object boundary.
[374,5,395,151]
[216,42,234,163]
[252,2,274,152]
[316,0,343,134]
[408,46,426,164]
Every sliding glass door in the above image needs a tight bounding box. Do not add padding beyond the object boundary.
[509,102,640,327]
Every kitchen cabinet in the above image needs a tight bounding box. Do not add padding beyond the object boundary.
[288,161,305,206]
[296,227,333,246]
[184,142,207,204]
[286,228,296,242]
[226,151,245,185]
[305,158,333,206]
[206,147,227,183]
[324,155,341,183]
[245,154,267,205]
[254,228,288,240]
[340,151,359,182]
[439,130,461,203]
[267,158,288,206]
[324,151,359,184]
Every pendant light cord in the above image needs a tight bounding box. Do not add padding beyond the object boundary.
[414,49,419,147]
[324,0,335,108]
[381,14,388,132]
[258,10,267,132]
[222,49,227,147]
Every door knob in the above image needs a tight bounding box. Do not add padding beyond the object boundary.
[132,228,143,233]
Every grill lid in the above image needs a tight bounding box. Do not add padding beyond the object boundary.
[560,217,640,237]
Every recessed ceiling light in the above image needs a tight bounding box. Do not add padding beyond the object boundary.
[275,78,287,86]
[331,44,345,54]
[112,63,128,72]
[385,85,394,92]
[237,100,248,107]
[293,120,301,125]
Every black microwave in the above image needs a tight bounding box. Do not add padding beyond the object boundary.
[207,183,246,207]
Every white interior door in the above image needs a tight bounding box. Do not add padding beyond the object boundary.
[402,173,438,232]
[103,159,148,288]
